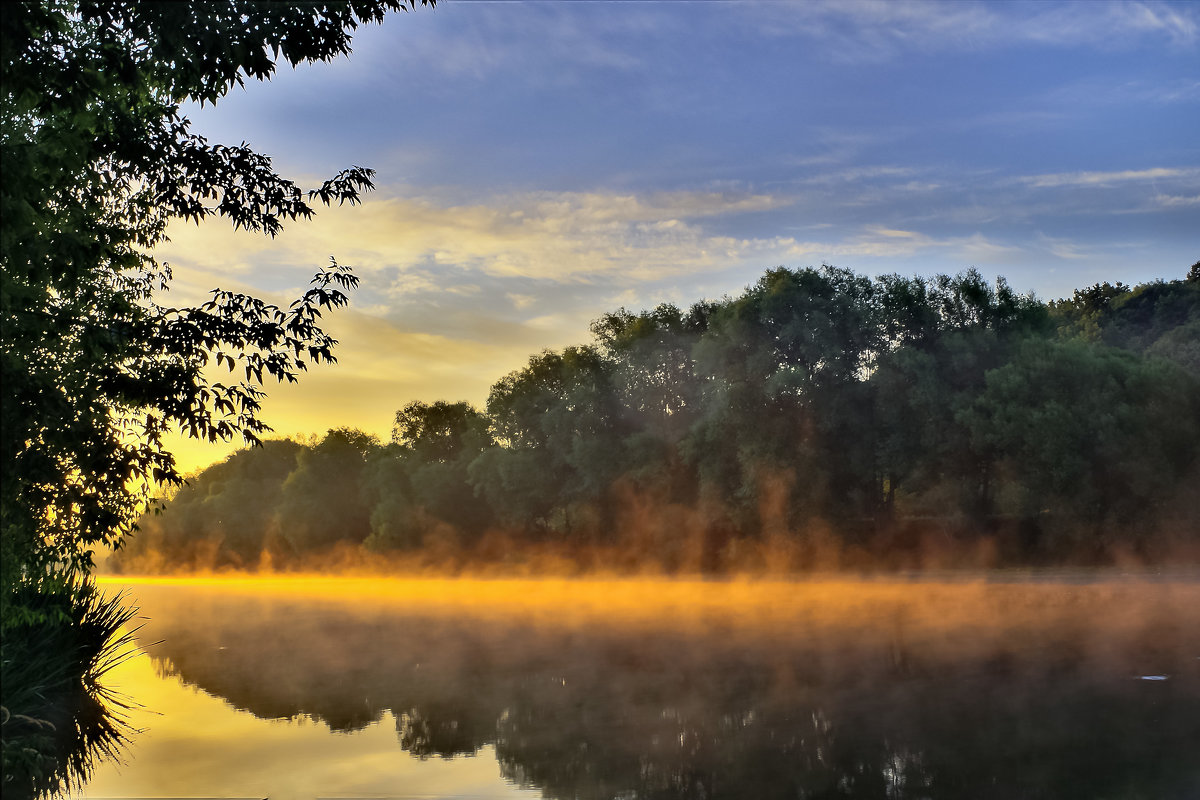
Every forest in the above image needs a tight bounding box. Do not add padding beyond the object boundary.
[112,264,1200,574]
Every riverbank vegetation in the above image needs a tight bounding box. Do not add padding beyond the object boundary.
[113,265,1200,575]
[2,3,432,794]
[0,583,137,798]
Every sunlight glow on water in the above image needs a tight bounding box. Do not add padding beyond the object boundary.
[82,574,1200,799]
[96,570,1198,621]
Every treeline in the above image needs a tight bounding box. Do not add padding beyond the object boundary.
[112,264,1200,573]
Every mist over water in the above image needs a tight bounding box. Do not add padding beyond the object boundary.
[85,574,1200,799]
[110,270,1200,579]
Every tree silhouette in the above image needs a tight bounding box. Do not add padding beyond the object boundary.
[1,0,432,595]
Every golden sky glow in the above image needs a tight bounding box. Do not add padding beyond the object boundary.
[152,1,1199,474]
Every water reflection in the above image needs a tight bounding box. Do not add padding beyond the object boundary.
[119,577,1200,798]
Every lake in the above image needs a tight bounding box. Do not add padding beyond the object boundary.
[80,573,1200,799]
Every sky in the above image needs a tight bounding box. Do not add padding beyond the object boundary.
[158,0,1200,473]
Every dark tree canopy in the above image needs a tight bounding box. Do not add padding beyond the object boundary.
[117,265,1200,574]
[1,1,432,596]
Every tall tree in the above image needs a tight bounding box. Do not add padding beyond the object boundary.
[1,1,432,596]
[389,402,494,540]
[277,429,379,553]
[475,347,621,534]
[964,338,1200,548]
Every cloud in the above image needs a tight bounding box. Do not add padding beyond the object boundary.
[153,265,548,472]
[154,188,992,409]
[158,189,795,293]
[342,2,657,87]
[1156,193,1200,207]
[242,0,1199,105]
[149,172,1191,473]
[952,233,1027,263]
[794,166,919,186]
[151,187,807,470]
[1018,167,1200,189]
[1037,234,1092,261]
[772,227,1023,265]
[746,0,1200,61]
[1112,0,1200,46]
[378,1,1200,81]
[1041,77,1200,108]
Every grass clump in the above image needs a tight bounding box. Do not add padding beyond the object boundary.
[1,580,139,799]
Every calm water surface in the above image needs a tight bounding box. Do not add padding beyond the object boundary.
[81,574,1200,799]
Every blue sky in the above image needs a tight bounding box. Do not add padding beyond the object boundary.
[160,0,1200,470]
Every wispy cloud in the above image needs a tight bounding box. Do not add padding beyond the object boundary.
[159,189,1027,361]
[1017,167,1200,188]
[150,167,1191,474]
[1042,77,1200,108]
[1155,193,1200,207]
[746,0,1200,61]
[952,233,1028,263]
[344,2,657,86]
[772,227,1022,265]
[1037,234,1092,261]
[150,0,1199,475]
[1109,1,1200,46]
[276,0,1200,95]
[794,166,919,186]
[160,190,795,290]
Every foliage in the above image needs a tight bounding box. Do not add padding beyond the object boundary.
[1049,277,1200,374]
[965,338,1200,546]
[277,429,379,554]
[121,265,1200,571]
[3,0,433,790]
[393,401,492,463]
[2,0,431,597]
[1,580,138,798]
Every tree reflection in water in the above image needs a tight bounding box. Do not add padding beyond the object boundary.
[132,578,1199,799]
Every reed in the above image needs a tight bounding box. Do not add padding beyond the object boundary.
[1,579,140,799]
